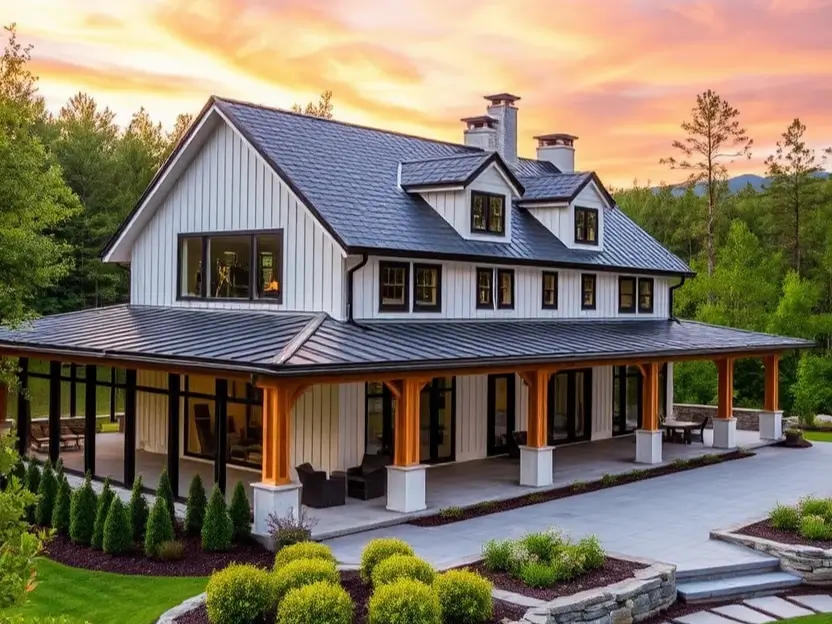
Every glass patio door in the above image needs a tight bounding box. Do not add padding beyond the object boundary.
[487,374,515,456]
[419,377,455,464]
[547,369,592,444]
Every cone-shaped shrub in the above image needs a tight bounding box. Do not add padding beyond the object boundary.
[185,474,207,536]
[52,475,71,535]
[129,475,149,542]
[91,478,115,549]
[25,461,41,524]
[202,485,233,552]
[103,497,133,555]
[35,462,58,526]
[145,497,175,558]
[229,481,251,542]
[54,457,64,477]
[156,468,176,528]
[70,476,98,545]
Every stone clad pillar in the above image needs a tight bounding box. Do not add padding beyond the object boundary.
[386,378,429,513]
[518,369,554,487]
[636,362,662,464]
[714,358,737,449]
[760,354,783,441]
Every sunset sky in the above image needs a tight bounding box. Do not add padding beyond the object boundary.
[3,0,832,186]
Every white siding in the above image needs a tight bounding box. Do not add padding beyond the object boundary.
[291,385,340,475]
[590,366,614,441]
[455,375,488,462]
[137,370,168,454]
[338,382,366,471]
[130,121,346,318]
[352,256,670,320]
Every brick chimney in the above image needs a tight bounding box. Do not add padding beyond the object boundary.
[462,115,498,152]
[484,93,520,165]
[534,133,577,173]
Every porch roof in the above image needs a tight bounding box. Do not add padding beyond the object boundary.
[0,305,814,377]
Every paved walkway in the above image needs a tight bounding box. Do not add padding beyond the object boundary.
[323,443,832,572]
[670,594,832,624]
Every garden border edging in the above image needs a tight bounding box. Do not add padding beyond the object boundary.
[155,592,206,624]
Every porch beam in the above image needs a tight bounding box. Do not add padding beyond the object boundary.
[15,358,28,457]
[763,354,779,412]
[123,369,137,486]
[48,360,61,463]
[167,373,181,498]
[84,365,97,476]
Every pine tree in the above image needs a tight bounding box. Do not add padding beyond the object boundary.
[52,474,71,534]
[228,481,251,542]
[184,474,207,536]
[35,461,58,526]
[156,468,176,528]
[91,478,115,549]
[201,485,233,552]
[103,497,133,555]
[69,476,98,545]
[129,475,149,542]
[144,497,174,558]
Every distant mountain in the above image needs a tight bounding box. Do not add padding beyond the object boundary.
[664,172,829,196]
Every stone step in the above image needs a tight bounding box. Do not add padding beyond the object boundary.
[676,572,802,604]
[676,558,781,582]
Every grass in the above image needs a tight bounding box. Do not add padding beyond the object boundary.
[0,559,208,624]
[777,616,832,624]
[804,430,832,443]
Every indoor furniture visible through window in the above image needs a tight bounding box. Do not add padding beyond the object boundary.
[581,274,597,310]
[618,276,636,313]
[476,268,494,309]
[379,261,409,312]
[638,278,654,313]
[542,272,558,309]
[413,264,441,312]
[471,191,506,235]
[497,269,514,309]
[575,207,599,244]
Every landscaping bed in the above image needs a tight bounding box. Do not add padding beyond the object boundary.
[738,519,832,549]
[410,450,754,527]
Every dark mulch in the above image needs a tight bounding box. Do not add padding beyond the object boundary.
[772,438,813,448]
[45,532,274,576]
[737,519,832,549]
[410,450,754,527]
[465,557,644,601]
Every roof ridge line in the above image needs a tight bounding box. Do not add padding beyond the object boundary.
[272,312,329,365]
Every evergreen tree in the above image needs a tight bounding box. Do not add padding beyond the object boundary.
[52,474,71,534]
[91,477,114,549]
[184,474,207,536]
[228,481,251,542]
[129,475,149,542]
[144,496,174,558]
[69,476,98,545]
[201,485,233,552]
[156,468,175,528]
[34,461,57,526]
[102,496,132,555]
[24,461,40,523]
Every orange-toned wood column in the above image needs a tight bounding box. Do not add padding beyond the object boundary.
[636,363,663,464]
[519,369,553,486]
[260,382,302,486]
[714,358,737,448]
[761,354,783,441]
[388,378,427,467]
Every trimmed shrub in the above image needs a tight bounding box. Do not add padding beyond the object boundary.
[367,578,441,624]
[145,497,175,558]
[157,540,186,561]
[521,528,564,563]
[799,496,832,518]
[273,558,339,606]
[202,485,233,552]
[799,514,832,541]
[156,468,176,528]
[519,561,557,588]
[52,475,71,535]
[434,569,493,624]
[360,537,414,583]
[69,476,98,545]
[129,475,149,542]
[25,461,41,523]
[229,481,251,542]
[184,474,207,536]
[91,478,115,549]
[551,547,587,581]
[35,462,58,526]
[769,503,800,531]
[274,542,336,570]
[482,538,513,572]
[372,554,435,587]
[575,535,605,570]
[103,497,133,555]
[277,581,353,624]
[206,563,275,624]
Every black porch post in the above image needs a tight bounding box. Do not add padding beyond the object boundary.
[48,361,61,463]
[69,364,77,418]
[15,358,29,457]
[123,369,137,487]
[214,379,228,493]
[109,367,116,422]
[167,373,181,498]
[84,365,97,476]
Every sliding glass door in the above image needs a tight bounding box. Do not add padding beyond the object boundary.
[547,369,592,444]
[487,374,515,456]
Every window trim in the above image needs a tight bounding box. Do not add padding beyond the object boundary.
[470,191,507,236]
[476,267,494,310]
[378,261,411,312]
[581,273,597,310]
[497,268,515,310]
[412,263,442,313]
[637,277,655,313]
[618,276,636,314]
[542,271,559,310]
[574,206,599,245]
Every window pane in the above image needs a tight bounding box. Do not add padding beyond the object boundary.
[499,272,512,305]
[382,266,406,305]
[256,235,281,299]
[488,196,504,233]
[209,236,251,299]
[582,276,595,306]
[180,238,203,297]
[586,211,597,242]
[639,280,653,310]
[415,267,437,306]
[366,394,385,455]
[472,194,486,230]
[186,397,215,458]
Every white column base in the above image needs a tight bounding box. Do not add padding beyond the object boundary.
[386,465,427,513]
[252,481,301,535]
[713,418,737,449]
[519,446,554,487]
[635,429,663,464]
[759,410,783,441]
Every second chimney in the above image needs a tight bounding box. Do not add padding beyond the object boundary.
[534,133,578,173]
[484,93,520,164]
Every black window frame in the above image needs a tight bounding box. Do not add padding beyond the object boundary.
[618,276,637,313]
[497,268,515,310]
[638,278,654,313]
[176,229,284,304]
[581,273,597,310]
[378,261,410,312]
[470,191,506,236]
[476,267,494,310]
[574,206,599,245]
[542,271,558,310]
[413,263,442,313]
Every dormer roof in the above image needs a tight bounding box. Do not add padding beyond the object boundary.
[400,152,524,195]
[518,172,616,206]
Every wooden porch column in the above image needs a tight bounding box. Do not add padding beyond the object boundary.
[763,355,779,413]
[260,383,297,486]
[16,358,29,457]
[518,369,553,487]
[641,362,660,431]
[714,357,737,449]
[84,365,97,476]
[48,360,61,463]
[390,378,426,467]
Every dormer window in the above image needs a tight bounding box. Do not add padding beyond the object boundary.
[471,191,506,235]
[575,207,598,245]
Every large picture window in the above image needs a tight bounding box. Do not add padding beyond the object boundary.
[471,191,506,235]
[575,207,599,245]
[379,261,409,312]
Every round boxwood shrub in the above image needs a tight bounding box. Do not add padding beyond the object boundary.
[185,474,207,536]
[35,462,58,527]
[91,478,115,549]
[202,485,233,552]
[360,537,414,583]
[434,569,493,624]
[206,563,275,624]
[368,578,441,624]
[129,475,149,542]
[145,497,175,558]
[229,481,251,542]
[273,558,339,606]
[69,476,98,545]
[277,580,352,624]
[52,475,71,535]
[103,497,133,555]
[274,542,336,570]
[372,554,435,587]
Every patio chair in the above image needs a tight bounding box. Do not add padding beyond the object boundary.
[296,463,346,508]
[67,421,85,437]
[691,417,709,443]
[509,431,527,459]
[29,423,50,453]
[346,453,391,500]
[59,424,81,450]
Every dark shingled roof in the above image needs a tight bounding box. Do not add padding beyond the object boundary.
[400,153,493,188]
[519,172,594,202]
[0,306,813,376]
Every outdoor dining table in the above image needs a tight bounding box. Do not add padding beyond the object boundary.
[660,419,699,444]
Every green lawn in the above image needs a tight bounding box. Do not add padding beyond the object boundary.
[780,615,832,624]
[805,430,832,443]
[1,559,207,624]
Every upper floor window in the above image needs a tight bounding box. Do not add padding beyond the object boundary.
[414,264,442,312]
[575,207,599,245]
[542,272,558,309]
[638,278,654,313]
[178,231,283,302]
[497,269,514,309]
[471,191,506,235]
[379,261,409,312]
[476,267,494,309]
[581,273,597,310]
[618,276,636,313]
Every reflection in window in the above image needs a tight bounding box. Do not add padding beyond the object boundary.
[542,272,558,309]
[414,264,440,311]
[180,237,203,297]
[638,278,654,313]
[471,191,505,235]
[581,274,597,310]
[575,207,598,244]
[619,277,636,313]
[210,236,251,299]
[476,268,493,309]
[497,269,514,309]
[379,262,409,311]
[256,236,281,299]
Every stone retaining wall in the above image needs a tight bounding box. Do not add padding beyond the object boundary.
[673,404,762,431]
[518,562,676,624]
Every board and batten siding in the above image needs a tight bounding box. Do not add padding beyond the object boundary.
[352,256,670,320]
[130,121,346,318]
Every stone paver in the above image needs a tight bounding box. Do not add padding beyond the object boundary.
[743,597,814,619]
[711,604,776,623]
[789,594,832,613]
[676,612,739,624]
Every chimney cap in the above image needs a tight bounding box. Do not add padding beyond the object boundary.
[461,115,498,129]
[484,93,521,105]
[534,133,578,147]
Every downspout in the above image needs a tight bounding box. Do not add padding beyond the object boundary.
[346,254,368,324]
[668,275,686,323]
